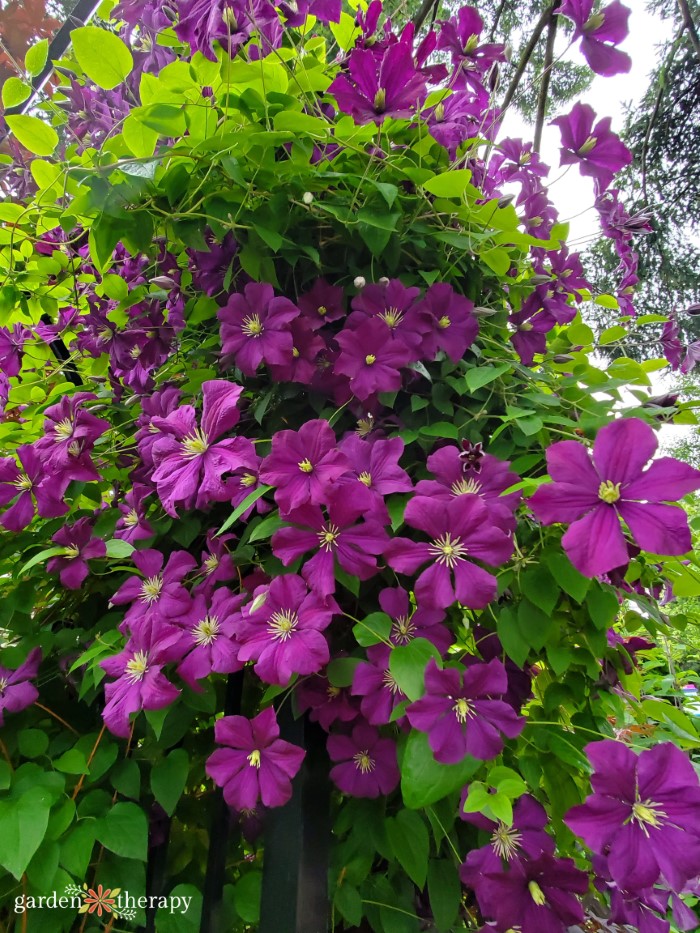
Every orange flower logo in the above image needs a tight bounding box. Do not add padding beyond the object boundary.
[78,884,120,917]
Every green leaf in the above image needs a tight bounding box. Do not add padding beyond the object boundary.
[586,582,620,629]
[25,38,49,77]
[5,115,58,156]
[568,322,594,345]
[598,325,627,345]
[248,513,283,543]
[520,565,558,615]
[151,750,189,816]
[329,12,360,50]
[2,77,31,108]
[327,657,361,688]
[427,859,461,932]
[542,549,590,602]
[464,362,511,392]
[353,612,392,647]
[334,883,363,926]
[122,112,159,157]
[517,600,554,651]
[71,26,134,90]
[401,731,479,809]
[234,871,262,924]
[105,538,135,559]
[17,545,67,577]
[54,749,89,774]
[419,422,459,439]
[18,729,49,758]
[423,169,472,198]
[480,247,511,276]
[96,802,148,861]
[389,638,441,701]
[59,821,97,877]
[496,606,530,668]
[0,786,52,879]
[217,487,271,535]
[111,760,141,799]
[385,810,429,888]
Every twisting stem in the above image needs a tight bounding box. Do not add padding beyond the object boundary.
[489,0,510,40]
[533,3,560,152]
[677,0,700,61]
[501,1,557,112]
[412,0,440,33]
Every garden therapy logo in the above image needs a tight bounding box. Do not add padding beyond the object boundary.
[14,883,193,919]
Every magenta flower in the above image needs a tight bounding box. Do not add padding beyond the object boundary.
[0,444,67,531]
[197,530,237,591]
[297,279,345,331]
[296,672,359,731]
[328,43,427,125]
[436,6,505,86]
[336,435,412,519]
[101,624,185,737]
[348,279,428,357]
[552,102,632,190]
[0,648,41,725]
[135,385,181,470]
[385,495,513,610]
[35,392,110,492]
[529,417,700,577]
[151,380,245,516]
[414,283,478,362]
[414,444,520,533]
[559,0,631,76]
[48,518,107,589]
[378,586,451,653]
[0,324,31,377]
[115,484,154,543]
[110,549,196,634]
[334,318,412,401]
[476,854,587,933]
[236,575,337,685]
[206,707,305,809]
[660,316,683,370]
[565,740,700,892]
[218,283,299,376]
[327,721,400,798]
[175,587,245,689]
[268,317,324,385]
[259,420,350,517]
[272,496,389,597]
[175,0,281,61]
[406,659,524,764]
[351,645,408,726]
[220,437,271,520]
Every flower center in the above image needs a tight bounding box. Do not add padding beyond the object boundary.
[584,10,605,32]
[242,313,264,337]
[380,307,403,328]
[438,315,451,328]
[298,459,314,473]
[391,615,416,645]
[181,427,209,459]
[452,697,474,723]
[528,881,546,906]
[327,685,340,698]
[292,347,300,358]
[13,472,33,491]
[240,472,257,487]
[434,102,445,122]
[193,614,220,646]
[358,471,372,487]
[124,508,140,528]
[382,669,402,694]
[126,650,149,683]
[365,354,376,365]
[317,523,340,551]
[141,574,163,604]
[464,33,479,53]
[63,544,81,559]
[428,532,468,567]
[204,553,220,574]
[54,417,74,440]
[451,477,482,496]
[353,750,375,774]
[247,749,261,768]
[130,346,142,359]
[578,135,597,155]
[491,823,523,860]
[632,799,666,832]
[373,88,386,113]
[267,608,299,641]
[598,480,621,504]
[317,305,328,316]
[67,440,83,458]
[0,677,7,693]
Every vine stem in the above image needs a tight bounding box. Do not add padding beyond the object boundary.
[34,702,80,735]
[533,2,560,153]
[72,725,106,800]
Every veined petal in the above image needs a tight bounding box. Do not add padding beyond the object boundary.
[561,504,629,577]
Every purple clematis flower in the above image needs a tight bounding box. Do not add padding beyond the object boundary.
[151,380,245,516]
[406,658,524,764]
[385,495,513,609]
[476,854,587,933]
[565,740,700,892]
[297,279,345,331]
[329,43,428,125]
[559,0,632,76]
[336,435,412,519]
[327,721,400,797]
[35,392,110,492]
[174,587,245,689]
[206,707,306,809]
[197,530,237,591]
[415,444,520,533]
[348,279,428,358]
[135,385,182,471]
[272,495,389,597]
[378,586,451,653]
[552,102,632,190]
[414,283,479,363]
[436,6,505,84]
[221,437,272,520]
[0,443,67,531]
[268,317,325,385]
[175,0,281,61]
[0,324,31,377]
[296,671,359,731]
[459,792,553,857]
[110,548,196,635]
[115,484,154,543]
[259,420,350,517]
[660,316,683,370]
[0,648,41,725]
[529,417,700,577]
[351,645,408,726]
[48,518,107,589]
[334,318,412,401]
[236,574,337,685]
[218,283,299,376]
[101,623,186,737]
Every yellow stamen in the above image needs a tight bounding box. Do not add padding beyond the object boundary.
[267,609,299,641]
[491,823,523,860]
[578,135,597,155]
[63,544,81,559]
[204,553,220,574]
[240,472,257,487]
[373,88,386,112]
[54,417,73,440]
[125,650,149,683]
[391,615,416,645]
[598,480,621,504]
[358,472,372,487]
[193,615,220,646]
[438,315,451,328]
[428,532,468,567]
[141,575,163,604]
[298,459,314,473]
[452,697,473,723]
[317,305,328,316]
[450,477,482,496]
[380,308,403,328]
[365,354,376,365]
[317,523,340,551]
[353,750,375,773]
[247,749,261,768]
[632,800,666,830]
[13,473,33,492]
[528,881,546,906]
[181,427,209,459]
[124,509,140,528]
[241,313,264,337]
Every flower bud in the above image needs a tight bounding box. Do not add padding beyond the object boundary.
[497,195,514,209]
[685,303,700,315]
[553,354,575,363]
[354,276,366,289]
[473,306,498,317]
[302,191,314,205]
[378,276,390,285]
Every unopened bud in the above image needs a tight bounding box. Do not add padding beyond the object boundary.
[685,303,700,315]
[644,392,679,409]
[473,306,498,317]
[249,591,268,613]
[151,275,177,288]
[497,195,514,209]
[302,191,314,205]
[553,354,575,363]
[530,274,552,286]
[378,276,390,285]
[488,62,500,93]
[354,276,366,289]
